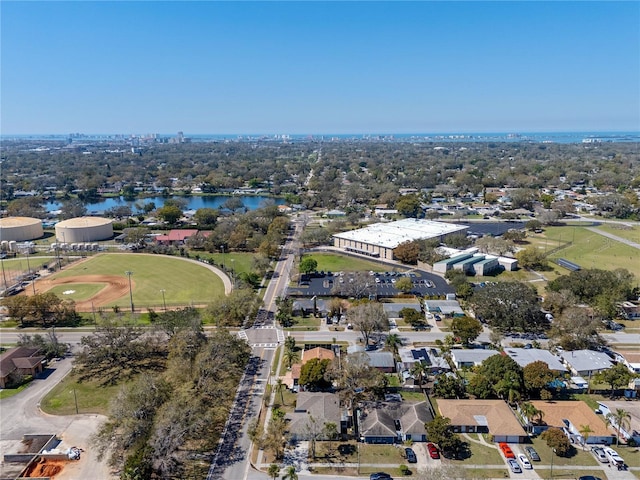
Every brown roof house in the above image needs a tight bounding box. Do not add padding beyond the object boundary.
[0,347,45,388]
[438,399,527,443]
[281,347,336,392]
[530,400,615,446]
[357,400,434,444]
[285,392,348,441]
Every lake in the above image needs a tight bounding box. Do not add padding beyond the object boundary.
[46,195,285,214]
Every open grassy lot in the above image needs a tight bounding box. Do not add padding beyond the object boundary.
[196,251,256,276]
[596,223,640,244]
[358,444,405,463]
[532,226,640,279]
[47,253,224,307]
[304,253,399,273]
[41,371,123,415]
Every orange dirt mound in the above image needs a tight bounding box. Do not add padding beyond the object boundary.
[34,275,133,312]
[23,458,65,478]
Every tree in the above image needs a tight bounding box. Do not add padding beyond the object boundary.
[606,408,631,446]
[467,354,524,400]
[331,271,375,299]
[550,307,605,351]
[516,247,549,270]
[274,378,285,406]
[523,361,554,396]
[393,241,421,264]
[283,347,300,370]
[425,416,464,457]
[411,361,429,388]
[400,308,426,328]
[347,302,388,347]
[275,296,294,327]
[17,332,68,359]
[60,199,87,219]
[153,307,202,338]
[541,428,572,456]
[385,333,403,357]
[193,208,219,228]
[156,204,182,225]
[299,358,331,390]
[451,316,482,345]
[394,277,414,293]
[281,465,298,480]
[396,194,422,218]
[299,257,318,275]
[470,281,546,333]
[267,464,280,480]
[432,373,466,399]
[579,424,593,449]
[263,416,287,460]
[595,363,634,398]
[327,352,386,409]
[205,287,260,327]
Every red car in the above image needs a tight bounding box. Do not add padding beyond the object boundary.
[499,442,515,459]
[427,442,440,459]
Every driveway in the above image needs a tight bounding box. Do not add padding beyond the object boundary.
[0,355,115,479]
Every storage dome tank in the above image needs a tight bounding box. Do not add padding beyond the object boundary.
[55,216,113,243]
[0,217,44,242]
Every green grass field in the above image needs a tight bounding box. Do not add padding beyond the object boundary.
[49,253,225,307]
[304,253,401,273]
[47,283,105,302]
[196,252,256,276]
[526,226,640,280]
[41,371,123,415]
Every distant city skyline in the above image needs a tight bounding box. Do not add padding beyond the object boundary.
[1,1,639,135]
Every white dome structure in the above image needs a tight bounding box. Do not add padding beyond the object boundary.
[0,217,44,242]
[55,216,113,243]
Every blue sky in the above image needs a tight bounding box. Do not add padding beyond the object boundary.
[1,1,639,134]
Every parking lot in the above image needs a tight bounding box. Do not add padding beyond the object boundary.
[287,270,454,298]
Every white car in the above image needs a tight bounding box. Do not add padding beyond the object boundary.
[602,447,624,466]
[517,453,532,469]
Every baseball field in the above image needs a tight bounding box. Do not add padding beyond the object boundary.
[34,253,225,311]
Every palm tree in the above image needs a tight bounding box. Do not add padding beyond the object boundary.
[520,402,537,433]
[385,333,403,358]
[267,464,280,480]
[283,347,299,370]
[275,378,285,406]
[579,424,593,450]
[606,408,631,446]
[282,465,298,480]
[411,361,428,389]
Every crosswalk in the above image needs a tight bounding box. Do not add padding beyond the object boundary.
[251,343,278,348]
[237,330,248,341]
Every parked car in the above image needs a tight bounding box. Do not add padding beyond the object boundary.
[578,477,603,480]
[499,442,515,459]
[590,446,609,463]
[603,447,624,467]
[508,459,522,473]
[370,473,392,480]
[524,446,540,462]
[517,453,532,469]
[404,448,417,463]
[427,442,440,459]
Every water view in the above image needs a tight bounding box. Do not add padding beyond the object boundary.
[46,195,285,214]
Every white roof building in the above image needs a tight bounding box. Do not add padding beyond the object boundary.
[503,348,567,372]
[333,219,468,260]
[560,350,613,376]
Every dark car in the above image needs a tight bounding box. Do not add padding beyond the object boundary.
[578,477,603,480]
[370,473,392,480]
[404,447,417,463]
[524,446,540,461]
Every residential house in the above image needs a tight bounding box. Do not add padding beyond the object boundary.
[281,347,336,392]
[358,400,433,444]
[292,298,330,317]
[423,300,465,317]
[365,351,396,373]
[382,302,421,319]
[503,348,567,372]
[530,400,615,445]
[0,347,46,388]
[618,301,640,320]
[286,392,347,441]
[397,347,450,373]
[612,351,640,375]
[154,229,199,246]
[437,399,527,443]
[560,350,613,377]
[450,349,499,368]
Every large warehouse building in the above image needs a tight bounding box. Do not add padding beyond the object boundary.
[55,216,113,243]
[332,218,468,260]
[0,217,44,242]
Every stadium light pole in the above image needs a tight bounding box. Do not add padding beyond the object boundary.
[160,289,167,311]
[125,271,134,312]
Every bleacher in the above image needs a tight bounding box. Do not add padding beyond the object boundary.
[556,258,581,271]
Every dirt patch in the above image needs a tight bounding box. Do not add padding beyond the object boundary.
[22,458,65,478]
[33,275,133,312]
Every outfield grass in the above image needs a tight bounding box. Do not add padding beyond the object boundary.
[196,252,256,276]
[304,253,399,273]
[596,223,640,244]
[50,253,225,307]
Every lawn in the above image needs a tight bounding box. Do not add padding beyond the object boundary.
[358,444,405,464]
[596,223,640,244]
[304,253,399,273]
[539,226,640,279]
[529,436,599,467]
[0,379,32,399]
[41,371,124,415]
[48,253,225,308]
[195,251,257,276]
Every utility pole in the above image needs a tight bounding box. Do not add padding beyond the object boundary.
[160,289,167,311]
[125,271,134,312]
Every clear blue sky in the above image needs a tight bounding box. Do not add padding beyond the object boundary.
[2,1,639,134]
